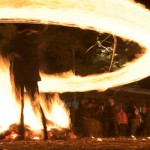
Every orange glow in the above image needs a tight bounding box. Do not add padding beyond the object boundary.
[0,0,150,135]
[40,93,70,129]
[0,0,149,92]
[0,57,20,132]
[97,138,102,141]
[32,136,40,140]
[0,56,70,132]
[5,131,18,140]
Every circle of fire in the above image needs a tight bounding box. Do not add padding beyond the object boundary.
[0,0,150,93]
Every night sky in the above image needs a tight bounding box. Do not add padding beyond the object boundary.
[136,0,150,8]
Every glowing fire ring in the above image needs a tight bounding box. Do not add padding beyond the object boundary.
[0,0,150,92]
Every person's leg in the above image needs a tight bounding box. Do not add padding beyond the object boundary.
[104,120,109,137]
[118,124,122,136]
[111,120,118,137]
[25,82,48,140]
[39,104,48,140]
[13,79,25,139]
[19,85,25,139]
[130,119,137,136]
[122,124,125,136]
[143,128,147,137]
[130,119,134,135]
[122,124,126,137]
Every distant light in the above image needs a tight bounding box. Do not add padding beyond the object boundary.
[97,138,102,141]
[33,136,40,140]
[142,138,146,141]
[131,135,136,140]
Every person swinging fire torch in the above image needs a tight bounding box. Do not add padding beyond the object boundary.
[9,24,48,140]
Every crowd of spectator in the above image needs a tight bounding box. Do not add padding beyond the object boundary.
[69,97,150,138]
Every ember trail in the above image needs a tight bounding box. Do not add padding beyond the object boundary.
[0,0,150,92]
[0,0,150,144]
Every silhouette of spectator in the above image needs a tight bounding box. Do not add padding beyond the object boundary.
[103,98,118,137]
[140,106,149,136]
[75,99,86,135]
[117,107,128,137]
[130,105,142,136]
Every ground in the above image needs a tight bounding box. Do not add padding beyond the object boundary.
[0,137,150,150]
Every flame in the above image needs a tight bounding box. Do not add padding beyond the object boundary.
[0,0,149,92]
[0,57,20,132]
[5,131,18,140]
[0,58,44,131]
[40,94,70,129]
[0,56,70,133]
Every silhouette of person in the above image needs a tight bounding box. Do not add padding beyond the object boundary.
[10,24,48,140]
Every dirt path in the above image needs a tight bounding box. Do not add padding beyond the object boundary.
[0,137,150,150]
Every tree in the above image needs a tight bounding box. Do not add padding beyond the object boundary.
[88,33,141,73]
